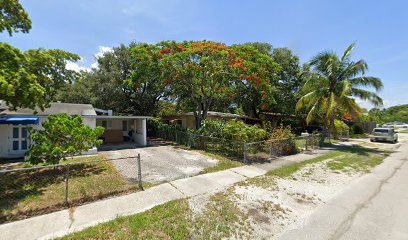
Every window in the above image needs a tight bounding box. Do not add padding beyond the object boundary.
[22,128,28,138]
[13,127,19,138]
[374,129,389,133]
[13,141,19,150]
[11,126,30,151]
[122,120,128,131]
[21,140,28,150]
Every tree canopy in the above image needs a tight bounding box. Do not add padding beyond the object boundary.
[369,104,408,124]
[0,42,80,110]
[150,40,279,127]
[58,43,168,116]
[296,43,383,139]
[0,0,31,36]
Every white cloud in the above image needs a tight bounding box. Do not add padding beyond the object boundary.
[66,61,91,72]
[94,46,113,59]
[91,46,114,69]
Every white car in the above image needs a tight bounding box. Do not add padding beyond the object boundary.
[382,122,408,128]
[395,122,408,128]
[370,128,398,143]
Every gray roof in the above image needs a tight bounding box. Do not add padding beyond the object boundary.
[169,111,252,119]
[0,102,97,116]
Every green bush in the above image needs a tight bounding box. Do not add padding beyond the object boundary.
[27,114,104,165]
[334,120,350,138]
[196,119,267,143]
[147,118,184,140]
[269,125,297,155]
[270,125,295,140]
[352,124,364,135]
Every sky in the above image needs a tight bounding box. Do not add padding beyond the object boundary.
[4,0,408,109]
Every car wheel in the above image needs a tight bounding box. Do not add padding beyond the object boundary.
[370,139,375,142]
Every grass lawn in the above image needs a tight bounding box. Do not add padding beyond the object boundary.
[267,145,390,178]
[59,190,252,240]
[0,155,153,223]
[59,144,390,239]
[200,151,243,173]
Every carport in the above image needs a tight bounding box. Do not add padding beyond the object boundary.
[95,116,149,147]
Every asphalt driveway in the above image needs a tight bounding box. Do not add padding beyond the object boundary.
[101,144,218,183]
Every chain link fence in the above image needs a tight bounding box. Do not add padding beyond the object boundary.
[174,131,245,160]
[323,130,350,142]
[243,134,322,162]
[0,154,143,224]
[151,130,322,163]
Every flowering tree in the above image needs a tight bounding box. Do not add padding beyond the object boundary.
[155,40,277,128]
[231,44,280,118]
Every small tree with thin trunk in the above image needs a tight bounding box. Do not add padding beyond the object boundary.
[27,114,104,165]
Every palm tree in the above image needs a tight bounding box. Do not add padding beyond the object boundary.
[296,43,383,142]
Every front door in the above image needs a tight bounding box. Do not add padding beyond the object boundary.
[9,125,29,156]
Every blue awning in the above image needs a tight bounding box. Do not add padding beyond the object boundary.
[0,116,39,125]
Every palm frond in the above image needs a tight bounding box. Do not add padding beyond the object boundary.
[339,80,352,98]
[296,91,319,111]
[339,60,368,80]
[349,76,383,91]
[340,43,355,62]
[337,96,362,115]
[351,88,383,106]
[306,98,324,124]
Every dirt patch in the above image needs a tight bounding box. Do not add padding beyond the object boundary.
[187,156,365,239]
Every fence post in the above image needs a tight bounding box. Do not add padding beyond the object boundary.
[269,141,273,158]
[243,143,247,163]
[137,153,144,191]
[305,136,308,151]
[65,165,70,205]
[175,131,178,144]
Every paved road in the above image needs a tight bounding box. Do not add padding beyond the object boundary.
[280,134,408,240]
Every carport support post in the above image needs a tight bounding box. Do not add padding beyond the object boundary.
[137,153,144,191]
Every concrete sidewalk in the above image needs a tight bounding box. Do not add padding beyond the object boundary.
[0,149,329,240]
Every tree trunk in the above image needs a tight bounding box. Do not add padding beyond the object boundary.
[327,115,335,144]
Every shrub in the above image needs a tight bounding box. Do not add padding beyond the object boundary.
[352,124,364,135]
[334,120,350,138]
[334,120,349,132]
[270,125,295,140]
[27,114,104,165]
[197,119,267,143]
[269,125,297,155]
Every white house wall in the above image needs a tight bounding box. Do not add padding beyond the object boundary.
[0,116,97,159]
[133,119,147,146]
[0,125,8,158]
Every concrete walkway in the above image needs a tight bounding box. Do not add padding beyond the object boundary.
[0,149,330,240]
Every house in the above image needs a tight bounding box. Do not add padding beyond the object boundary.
[162,111,262,129]
[0,102,149,159]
